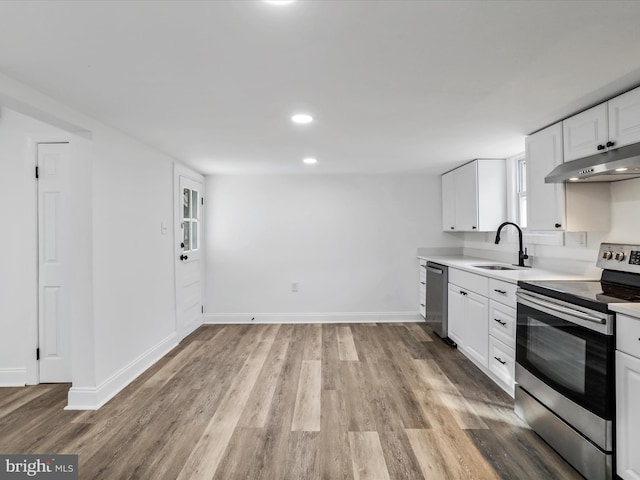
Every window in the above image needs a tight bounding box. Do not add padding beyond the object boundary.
[516,157,527,228]
[183,187,200,252]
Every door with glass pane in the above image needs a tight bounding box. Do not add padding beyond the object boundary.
[176,175,203,340]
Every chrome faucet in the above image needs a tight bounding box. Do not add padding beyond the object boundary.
[495,221,530,267]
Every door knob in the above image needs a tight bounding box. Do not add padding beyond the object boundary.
[180,254,189,261]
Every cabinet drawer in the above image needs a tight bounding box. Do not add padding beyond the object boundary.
[489,300,516,348]
[489,336,515,393]
[419,260,427,282]
[617,314,640,358]
[489,279,517,307]
[449,269,488,296]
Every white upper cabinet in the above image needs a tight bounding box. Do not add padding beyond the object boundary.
[563,103,608,162]
[563,86,640,162]
[608,86,640,150]
[454,161,479,231]
[441,159,506,232]
[526,122,611,232]
[441,169,456,231]
[526,123,565,231]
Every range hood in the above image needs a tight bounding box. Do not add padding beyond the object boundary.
[545,142,640,183]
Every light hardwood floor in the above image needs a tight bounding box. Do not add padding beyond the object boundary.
[0,323,583,479]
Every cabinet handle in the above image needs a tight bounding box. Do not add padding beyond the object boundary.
[459,290,467,296]
[555,223,562,228]
[606,141,615,148]
[420,281,426,285]
[450,226,455,230]
[472,226,477,230]
[494,356,507,365]
[420,304,426,307]
[494,318,507,326]
[597,144,606,151]
[494,289,507,294]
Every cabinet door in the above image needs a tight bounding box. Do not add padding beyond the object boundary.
[609,86,640,150]
[526,123,566,230]
[616,350,640,480]
[419,260,427,318]
[463,290,489,368]
[562,103,608,162]
[447,284,465,346]
[441,171,456,231]
[454,162,479,231]
[489,300,516,349]
[489,336,515,396]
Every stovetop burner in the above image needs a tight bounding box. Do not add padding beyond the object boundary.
[518,243,640,313]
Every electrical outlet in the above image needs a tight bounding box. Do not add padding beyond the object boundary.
[578,231,587,247]
[291,282,298,293]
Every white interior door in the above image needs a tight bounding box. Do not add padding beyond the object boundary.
[37,143,72,382]
[175,175,204,340]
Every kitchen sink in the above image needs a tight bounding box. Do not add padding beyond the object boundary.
[473,264,518,271]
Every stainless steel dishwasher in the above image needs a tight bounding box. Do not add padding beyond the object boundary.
[425,261,455,345]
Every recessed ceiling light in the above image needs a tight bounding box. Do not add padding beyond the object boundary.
[569,177,579,181]
[291,114,313,124]
[303,157,317,165]
[615,167,628,172]
[264,0,296,5]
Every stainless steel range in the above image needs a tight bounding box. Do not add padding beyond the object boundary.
[516,243,640,480]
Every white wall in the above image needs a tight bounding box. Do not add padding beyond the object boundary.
[205,173,460,322]
[460,177,640,274]
[0,71,180,408]
[90,130,176,387]
[0,107,70,386]
[608,177,640,243]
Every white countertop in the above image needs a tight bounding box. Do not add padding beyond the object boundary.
[610,303,640,318]
[418,255,598,284]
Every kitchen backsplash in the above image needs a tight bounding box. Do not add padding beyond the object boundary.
[429,177,640,277]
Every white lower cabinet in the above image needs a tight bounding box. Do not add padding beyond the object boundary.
[489,300,516,347]
[447,283,464,345]
[463,290,489,368]
[419,259,427,318]
[488,336,515,393]
[616,314,640,480]
[448,269,516,397]
[616,351,640,480]
[448,282,489,369]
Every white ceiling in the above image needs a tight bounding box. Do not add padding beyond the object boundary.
[1,1,640,175]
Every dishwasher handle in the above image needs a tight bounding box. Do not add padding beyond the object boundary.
[426,266,443,275]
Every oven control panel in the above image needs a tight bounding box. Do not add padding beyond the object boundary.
[597,243,640,273]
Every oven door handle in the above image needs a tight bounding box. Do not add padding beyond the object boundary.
[516,291,607,325]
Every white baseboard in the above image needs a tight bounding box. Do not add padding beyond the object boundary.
[204,311,423,324]
[65,332,178,410]
[180,317,202,341]
[0,368,26,387]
